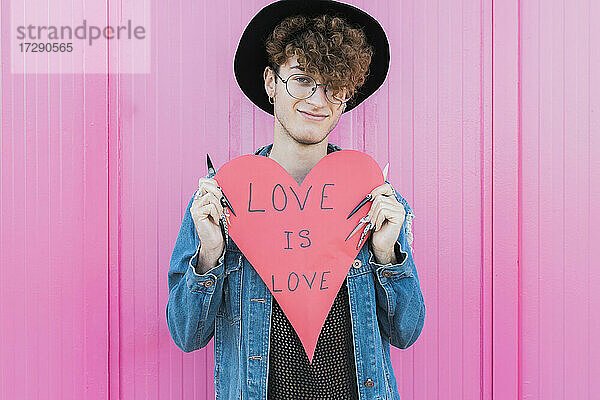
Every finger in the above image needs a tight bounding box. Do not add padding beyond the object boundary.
[373,194,399,209]
[369,192,394,212]
[196,184,222,200]
[195,192,224,215]
[374,206,394,231]
[370,202,405,231]
[369,192,401,221]
[197,178,223,198]
[368,202,385,231]
[394,202,407,223]
[202,202,221,224]
[212,202,223,223]
[198,176,220,186]
[193,204,219,224]
[194,189,221,206]
[366,200,380,225]
[370,182,395,198]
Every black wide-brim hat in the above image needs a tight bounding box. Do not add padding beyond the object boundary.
[234,0,390,115]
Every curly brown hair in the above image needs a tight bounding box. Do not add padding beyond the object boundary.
[264,14,374,103]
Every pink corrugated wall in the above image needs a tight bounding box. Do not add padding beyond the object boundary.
[1,0,599,399]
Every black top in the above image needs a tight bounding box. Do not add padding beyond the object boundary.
[267,278,359,400]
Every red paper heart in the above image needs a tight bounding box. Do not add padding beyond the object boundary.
[214,150,383,363]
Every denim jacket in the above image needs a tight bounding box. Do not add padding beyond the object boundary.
[166,143,425,400]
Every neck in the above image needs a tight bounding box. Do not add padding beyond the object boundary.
[268,127,328,186]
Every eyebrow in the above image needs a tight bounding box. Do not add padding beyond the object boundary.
[290,65,305,71]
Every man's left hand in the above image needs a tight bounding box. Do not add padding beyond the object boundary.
[366,183,406,263]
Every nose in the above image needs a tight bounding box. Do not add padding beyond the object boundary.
[305,84,329,107]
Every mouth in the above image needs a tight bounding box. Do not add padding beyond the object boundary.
[298,110,328,121]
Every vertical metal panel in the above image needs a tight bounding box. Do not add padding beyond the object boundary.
[1,10,109,400]
[411,0,441,396]
[590,1,600,397]
[492,1,520,400]
[520,0,600,399]
[481,0,494,397]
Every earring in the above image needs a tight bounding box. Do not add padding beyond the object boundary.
[268,95,274,105]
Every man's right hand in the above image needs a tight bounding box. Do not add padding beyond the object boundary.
[190,177,227,273]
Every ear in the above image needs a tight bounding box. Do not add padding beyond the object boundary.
[264,66,275,98]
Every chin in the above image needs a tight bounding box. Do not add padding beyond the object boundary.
[293,129,329,145]
[294,137,327,145]
[276,112,331,145]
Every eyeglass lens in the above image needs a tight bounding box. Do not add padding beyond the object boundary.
[286,74,349,104]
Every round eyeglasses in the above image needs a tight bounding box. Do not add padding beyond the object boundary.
[272,69,350,105]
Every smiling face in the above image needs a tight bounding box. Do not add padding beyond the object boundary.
[264,55,347,146]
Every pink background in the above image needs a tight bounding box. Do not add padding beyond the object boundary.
[1,0,599,399]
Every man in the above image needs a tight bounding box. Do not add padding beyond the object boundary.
[166,1,425,399]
